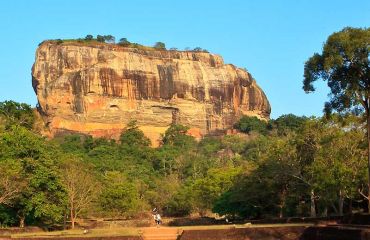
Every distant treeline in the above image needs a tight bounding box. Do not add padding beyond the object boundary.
[0,100,367,228]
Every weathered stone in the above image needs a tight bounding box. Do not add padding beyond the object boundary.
[32,41,270,146]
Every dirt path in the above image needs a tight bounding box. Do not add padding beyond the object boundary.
[141,227,181,240]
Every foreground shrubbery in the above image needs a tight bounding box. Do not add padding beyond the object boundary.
[0,100,368,228]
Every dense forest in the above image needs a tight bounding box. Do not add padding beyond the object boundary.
[0,100,368,228]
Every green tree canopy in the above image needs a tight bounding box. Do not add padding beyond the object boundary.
[234,116,270,135]
[303,27,370,211]
[272,114,307,135]
[99,171,140,217]
[0,126,66,226]
[96,35,105,42]
[120,121,151,147]
[0,101,34,129]
[85,34,93,41]
[161,124,196,148]
[154,42,166,50]
[118,38,130,46]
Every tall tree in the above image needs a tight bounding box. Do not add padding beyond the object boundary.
[303,27,370,211]
[0,125,66,227]
[311,125,366,215]
[60,158,98,229]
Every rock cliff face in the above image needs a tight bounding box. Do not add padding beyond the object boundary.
[32,41,270,146]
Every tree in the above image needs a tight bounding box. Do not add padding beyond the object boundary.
[120,121,150,147]
[96,35,105,42]
[234,116,270,135]
[118,38,130,46]
[192,168,241,215]
[104,35,115,43]
[59,134,85,154]
[0,125,66,227]
[161,124,195,148]
[303,27,370,211]
[272,114,307,135]
[0,101,35,129]
[154,42,166,50]
[99,171,140,217]
[85,35,93,41]
[294,119,325,217]
[60,158,98,229]
[310,126,366,215]
[164,186,193,217]
[213,135,299,219]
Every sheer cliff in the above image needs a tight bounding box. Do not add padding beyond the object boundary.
[32,41,270,145]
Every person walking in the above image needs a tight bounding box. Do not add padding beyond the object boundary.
[155,213,162,227]
[152,208,160,226]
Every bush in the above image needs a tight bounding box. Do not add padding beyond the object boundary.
[96,35,105,42]
[85,34,93,41]
[118,38,130,46]
[154,42,166,50]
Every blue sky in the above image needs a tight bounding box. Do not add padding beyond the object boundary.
[0,0,369,119]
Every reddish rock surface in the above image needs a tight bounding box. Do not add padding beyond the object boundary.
[32,41,270,145]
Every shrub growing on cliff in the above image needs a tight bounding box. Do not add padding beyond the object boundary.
[154,42,166,50]
[104,35,115,43]
[95,35,116,43]
[118,38,130,46]
[85,34,93,41]
[193,47,208,52]
[96,35,105,42]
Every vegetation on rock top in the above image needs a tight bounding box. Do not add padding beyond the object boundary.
[39,34,209,53]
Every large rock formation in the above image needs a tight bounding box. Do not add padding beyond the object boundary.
[32,41,270,146]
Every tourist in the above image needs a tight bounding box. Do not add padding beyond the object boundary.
[155,213,162,227]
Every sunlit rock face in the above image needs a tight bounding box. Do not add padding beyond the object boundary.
[32,41,270,146]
